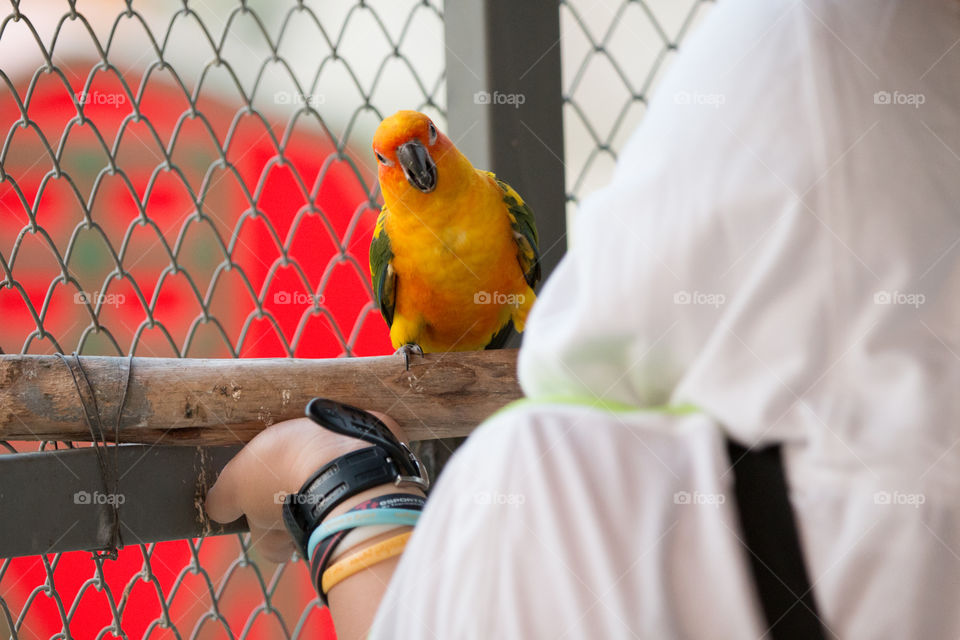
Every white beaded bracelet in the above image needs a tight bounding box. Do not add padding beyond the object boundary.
[331,524,407,562]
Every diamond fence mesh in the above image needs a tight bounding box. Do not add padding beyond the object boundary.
[0,1,443,637]
[0,0,712,637]
[560,0,713,208]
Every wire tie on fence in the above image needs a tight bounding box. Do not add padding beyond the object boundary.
[55,352,135,559]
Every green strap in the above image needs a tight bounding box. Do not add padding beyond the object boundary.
[493,394,700,419]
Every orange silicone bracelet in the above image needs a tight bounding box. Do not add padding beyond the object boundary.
[321,531,412,595]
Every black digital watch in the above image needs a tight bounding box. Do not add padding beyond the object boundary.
[281,399,429,558]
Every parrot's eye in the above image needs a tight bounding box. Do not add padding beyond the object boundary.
[427,122,437,145]
[375,152,394,167]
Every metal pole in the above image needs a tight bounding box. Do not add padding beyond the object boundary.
[445,0,567,279]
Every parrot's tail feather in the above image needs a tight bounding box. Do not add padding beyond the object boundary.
[485,320,515,350]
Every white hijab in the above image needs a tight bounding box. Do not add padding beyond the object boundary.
[521,0,960,482]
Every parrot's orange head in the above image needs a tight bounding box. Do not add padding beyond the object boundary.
[373,110,461,201]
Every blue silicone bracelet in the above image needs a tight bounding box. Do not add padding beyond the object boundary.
[306,508,422,560]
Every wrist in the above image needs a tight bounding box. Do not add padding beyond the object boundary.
[280,398,429,607]
[283,446,428,562]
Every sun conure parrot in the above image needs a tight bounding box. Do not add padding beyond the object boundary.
[369,110,540,365]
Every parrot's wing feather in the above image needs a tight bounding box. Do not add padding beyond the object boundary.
[488,173,541,290]
[369,206,396,327]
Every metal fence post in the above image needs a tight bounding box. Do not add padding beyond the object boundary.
[444,0,567,279]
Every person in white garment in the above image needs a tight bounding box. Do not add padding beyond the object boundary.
[207,0,960,637]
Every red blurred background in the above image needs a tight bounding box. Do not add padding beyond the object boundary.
[0,64,392,638]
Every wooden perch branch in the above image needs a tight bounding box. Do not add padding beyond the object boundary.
[0,350,522,445]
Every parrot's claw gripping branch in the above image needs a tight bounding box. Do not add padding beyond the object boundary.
[394,343,424,371]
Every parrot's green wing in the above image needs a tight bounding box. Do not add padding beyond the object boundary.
[490,174,541,290]
[369,206,396,328]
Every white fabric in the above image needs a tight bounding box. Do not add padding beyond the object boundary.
[374,0,960,637]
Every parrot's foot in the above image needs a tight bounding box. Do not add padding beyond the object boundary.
[394,343,424,371]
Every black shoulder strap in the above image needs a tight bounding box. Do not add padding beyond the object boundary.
[726,440,829,640]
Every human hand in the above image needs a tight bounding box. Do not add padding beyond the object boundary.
[205,411,405,562]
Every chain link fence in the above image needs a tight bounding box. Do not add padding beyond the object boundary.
[1,1,711,637]
[0,1,443,637]
[561,0,713,208]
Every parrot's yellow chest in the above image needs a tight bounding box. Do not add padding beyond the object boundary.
[383,174,532,351]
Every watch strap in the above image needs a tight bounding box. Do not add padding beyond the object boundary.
[282,445,400,558]
[306,398,423,478]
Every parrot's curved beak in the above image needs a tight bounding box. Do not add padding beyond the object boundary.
[396,140,437,193]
